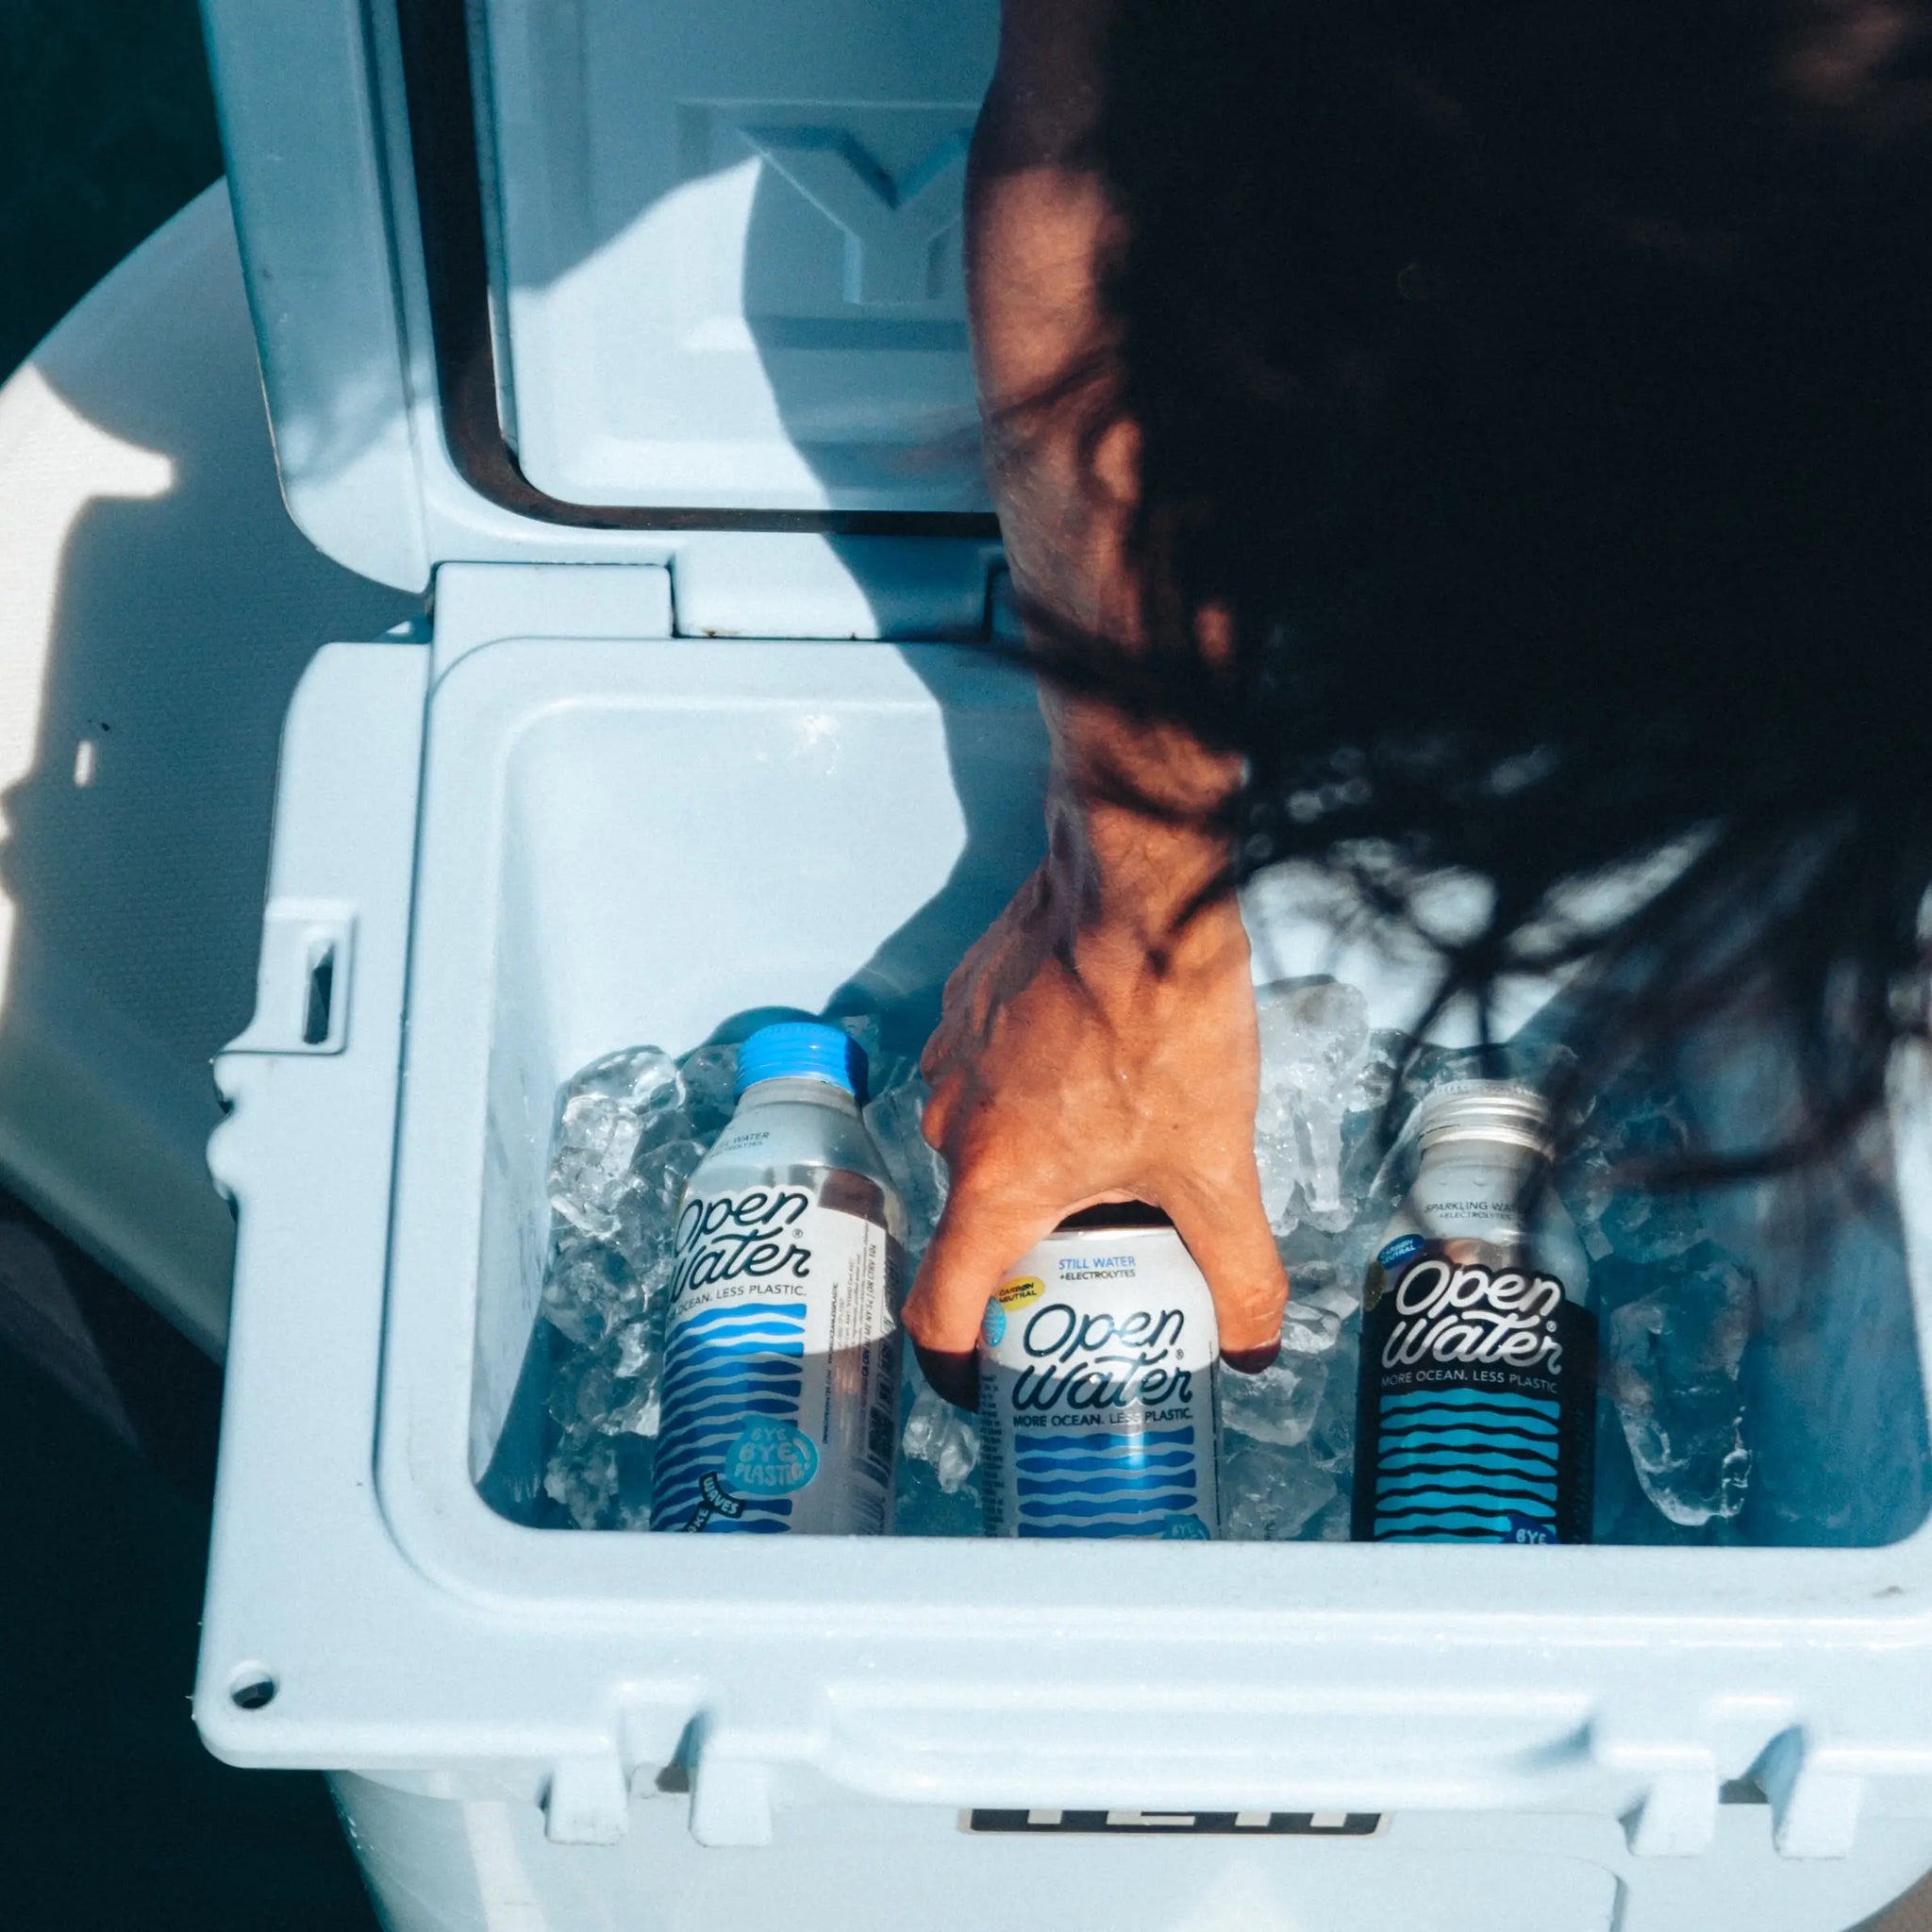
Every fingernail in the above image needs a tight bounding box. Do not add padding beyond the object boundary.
[1221,1339,1281,1376]
[912,1339,979,1410]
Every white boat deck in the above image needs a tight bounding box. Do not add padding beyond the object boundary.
[0,185,416,1355]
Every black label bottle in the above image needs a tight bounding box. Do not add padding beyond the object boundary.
[1353,1081,1595,1543]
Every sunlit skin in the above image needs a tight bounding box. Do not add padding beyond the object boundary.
[902,0,1289,1403]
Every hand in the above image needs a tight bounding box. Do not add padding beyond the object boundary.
[904,794,1290,1405]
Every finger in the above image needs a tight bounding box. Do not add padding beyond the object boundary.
[919,983,985,1085]
[916,1075,952,1154]
[908,1341,979,1412]
[919,1009,966,1088]
[919,1081,950,1151]
[904,1186,1062,1407]
[1163,1174,1290,1374]
[935,913,1017,1040]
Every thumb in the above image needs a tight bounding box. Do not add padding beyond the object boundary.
[904,1186,1060,1409]
[1163,1174,1290,1375]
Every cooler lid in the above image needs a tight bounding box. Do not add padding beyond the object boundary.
[201,0,999,591]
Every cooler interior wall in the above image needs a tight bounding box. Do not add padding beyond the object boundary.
[463,644,1049,1491]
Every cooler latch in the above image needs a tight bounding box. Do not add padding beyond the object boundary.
[222,902,355,1058]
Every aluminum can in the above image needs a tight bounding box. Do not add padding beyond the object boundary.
[978,1206,1220,1539]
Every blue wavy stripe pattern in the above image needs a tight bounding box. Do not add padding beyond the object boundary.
[1010,1424,1201,1538]
[650,1299,809,1531]
[1372,1381,1559,1542]
[1382,1385,1561,1422]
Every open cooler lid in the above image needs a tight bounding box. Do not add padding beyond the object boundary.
[200,0,1001,593]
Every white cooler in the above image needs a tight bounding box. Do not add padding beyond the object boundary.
[191,3,1932,1926]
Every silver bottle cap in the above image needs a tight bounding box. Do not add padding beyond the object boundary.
[1417,1079,1555,1158]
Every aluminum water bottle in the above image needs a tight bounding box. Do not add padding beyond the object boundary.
[978,1206,1220,1539]
[651,1023,905,1535]
[1352,1081,1595,1544]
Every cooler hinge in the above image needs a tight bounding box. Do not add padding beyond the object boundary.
[668,531,1002,642]
[429,561,675,678]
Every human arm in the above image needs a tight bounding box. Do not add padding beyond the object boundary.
[901,0,1289,1400]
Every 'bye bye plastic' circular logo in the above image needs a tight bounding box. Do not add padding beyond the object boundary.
[724,1417,819,1496]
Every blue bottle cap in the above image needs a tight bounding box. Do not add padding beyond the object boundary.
[733,1022,864,1098]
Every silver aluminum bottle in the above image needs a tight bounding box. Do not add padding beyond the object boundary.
[978,1205,1220,1539]
[1352,1081,1594,1544]
[651,1024,905,1535]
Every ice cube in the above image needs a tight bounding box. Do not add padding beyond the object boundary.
[602,1374,660,1441]
[1606,1244,1755,1526]
[1307,1494,1355,1541]
[546,1047,685,1240]
[891,1364,985,1536]
[1600,1187,1705,1265]
[836,1012,887,1079]
[544,1436,620,1529]
[1221,1353,1328,1447]
[676,1041,739,1141]
[1221,1441,1340,1540]
[540,1236,637,1350]
[1279,1283,1352,1357]
[547,1346,607,1434]
[864,1073,949,1258]
[572,1043,686,1112]
[1305,1328,1360,1474]
[612,1318,657,1381]
[542,1431,655,1531]
[1253,980,1374,1235]
[1564,1144,1620,1261]
[612,1137,707,1264]
[902,1379,980,1493]
[594,1319,664,1438]
[547,1094,645,1241]
[1253,1130,1298,1234]
[1305,1272,1366,1324]
[1567,1088,1705,1263]
[1354,1030,1405,1115]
